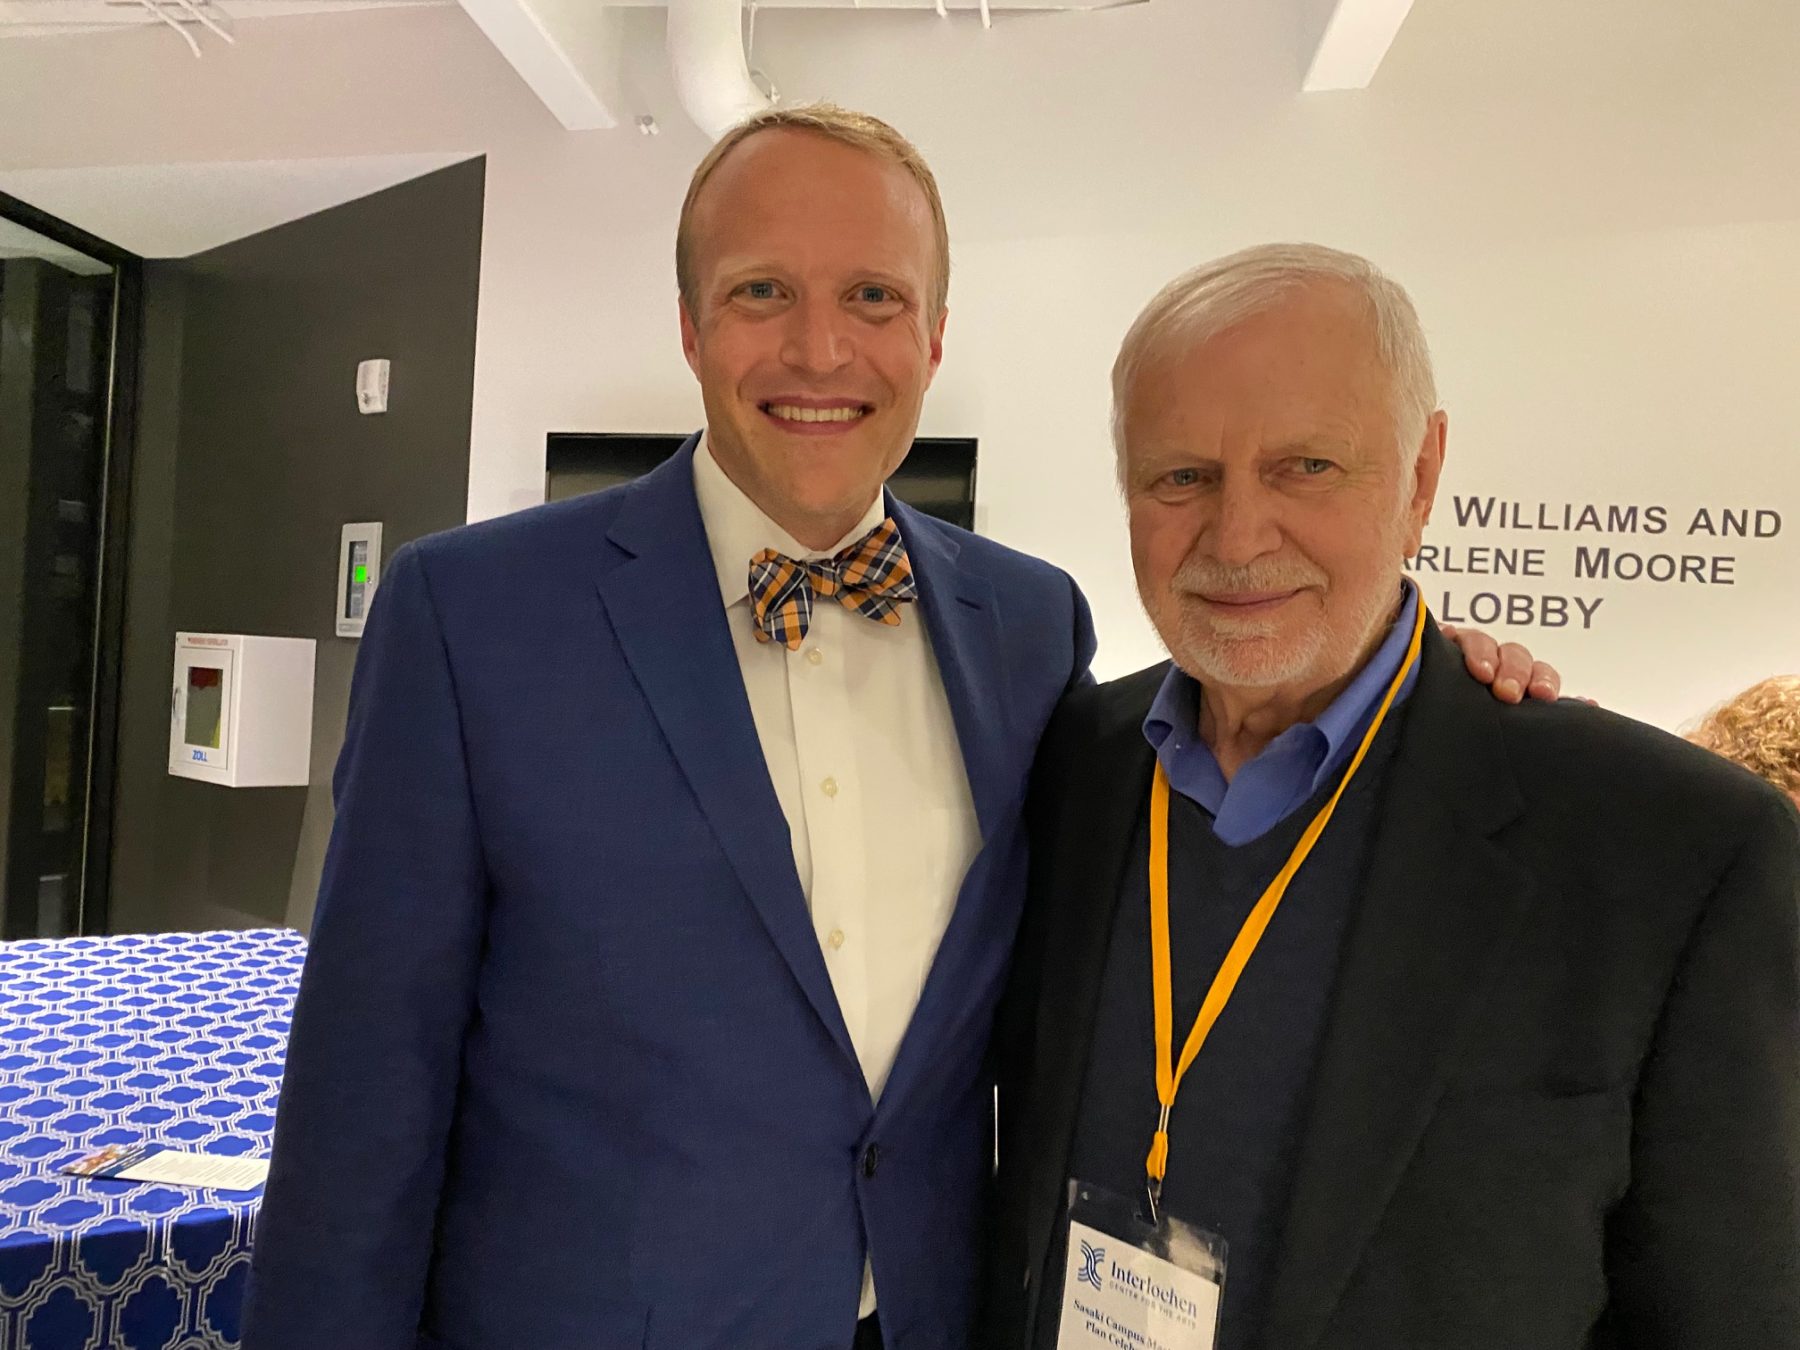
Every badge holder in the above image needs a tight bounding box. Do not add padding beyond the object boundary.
[1056,1179,1227,1350]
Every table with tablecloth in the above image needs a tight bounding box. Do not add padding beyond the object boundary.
[0,929,304,1350]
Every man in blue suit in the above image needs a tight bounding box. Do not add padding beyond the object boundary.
[242,107,1546,1350]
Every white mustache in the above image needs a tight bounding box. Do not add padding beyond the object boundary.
[1171,557,1327,596]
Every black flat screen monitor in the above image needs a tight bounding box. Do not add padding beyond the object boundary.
[545,433,978,532]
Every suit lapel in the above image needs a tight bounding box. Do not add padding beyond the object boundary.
[1021,672,1164,1341]
[592,438,856,1066]
[1262,630,1534,1350]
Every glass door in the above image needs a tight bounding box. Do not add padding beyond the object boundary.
[170,646,235,773]
[0,204,137,938]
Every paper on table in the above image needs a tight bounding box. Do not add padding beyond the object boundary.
[63,1144,269,1191]
[116,1150,269,1190]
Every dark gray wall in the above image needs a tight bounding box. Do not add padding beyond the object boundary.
[111,158,484,936]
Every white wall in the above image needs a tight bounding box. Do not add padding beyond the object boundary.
[461,0,1800,724]
[886,219,1800,728]
[4,0,1797,727]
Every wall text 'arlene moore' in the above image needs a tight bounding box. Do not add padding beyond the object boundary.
[1404,499,1787,630]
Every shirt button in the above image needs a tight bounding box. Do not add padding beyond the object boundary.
[861,1143,881,1178]
[805,648,824,666]
[821,777,839,798]
[828,928,846,950]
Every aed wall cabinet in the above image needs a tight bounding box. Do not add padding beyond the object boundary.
[168,633,316,787]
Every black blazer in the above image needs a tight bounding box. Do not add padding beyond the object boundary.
[988,626,1800,1350]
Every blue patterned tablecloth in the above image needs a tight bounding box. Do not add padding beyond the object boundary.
[0,930,304,1350]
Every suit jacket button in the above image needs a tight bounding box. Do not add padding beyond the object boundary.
[862,1144,881,1178]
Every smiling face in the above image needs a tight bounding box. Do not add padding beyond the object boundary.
[678,127,947,549]
[1121,281,1445,699]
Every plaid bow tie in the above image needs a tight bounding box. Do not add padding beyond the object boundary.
[749,518,918,650]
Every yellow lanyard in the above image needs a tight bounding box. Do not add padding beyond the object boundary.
[1145,587,1427,1212]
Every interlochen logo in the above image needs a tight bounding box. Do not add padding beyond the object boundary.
[1077,1239,1105,1291]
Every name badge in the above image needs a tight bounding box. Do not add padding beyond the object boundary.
[1056,1181,1226,1350]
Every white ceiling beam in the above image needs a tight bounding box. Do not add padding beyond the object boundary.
[454,0,620,130]
[1298,0,1416,92]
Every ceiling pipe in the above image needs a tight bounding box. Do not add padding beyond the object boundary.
[137,0,200,57]
[169,0,234,46]
[667,0,774,142]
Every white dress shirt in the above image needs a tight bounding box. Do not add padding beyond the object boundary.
[692,439,982,1317]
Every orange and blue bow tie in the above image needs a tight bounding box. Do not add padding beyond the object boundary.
[749,518,918,650]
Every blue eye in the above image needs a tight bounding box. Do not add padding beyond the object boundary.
[1165,469,1200,488]
[858,285,893,304]
[742,281,777,300]
[1297,457,1334,475]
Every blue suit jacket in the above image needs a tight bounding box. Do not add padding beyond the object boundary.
[243,439,1096,1350]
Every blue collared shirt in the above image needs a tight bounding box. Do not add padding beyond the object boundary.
[1142,585,1421,846]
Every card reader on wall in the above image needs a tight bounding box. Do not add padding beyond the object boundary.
[168,633,315,787]
[337,522,383,638]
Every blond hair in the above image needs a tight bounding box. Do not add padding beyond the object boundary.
[1688,675,1800,798]
[1112,242,1437,473]
[675,103,951,322]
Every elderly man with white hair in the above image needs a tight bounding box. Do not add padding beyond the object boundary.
[987,244,1800,1350]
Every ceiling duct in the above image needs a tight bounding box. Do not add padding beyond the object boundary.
[666,0,772,142]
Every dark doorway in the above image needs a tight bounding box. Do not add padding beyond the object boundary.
[0,194,140,938]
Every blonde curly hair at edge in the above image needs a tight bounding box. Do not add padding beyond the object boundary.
[1687,675,1800,801]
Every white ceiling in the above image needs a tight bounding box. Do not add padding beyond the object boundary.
[0,1,451,40]
[0,0,1135,41]
[456,0,1154,136]
[0,0,1795,258]
[0,0,1167,254]
[0,154,472,255]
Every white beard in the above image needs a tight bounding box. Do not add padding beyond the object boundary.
[1149,531,1409,692]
